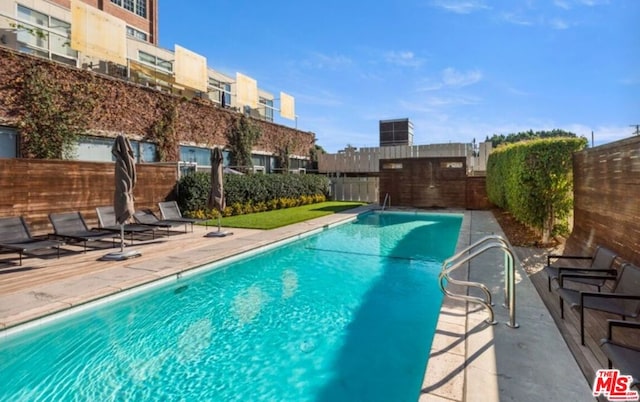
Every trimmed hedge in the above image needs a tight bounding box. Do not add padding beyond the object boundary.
[175,172,331,215]
[486,137,587,242]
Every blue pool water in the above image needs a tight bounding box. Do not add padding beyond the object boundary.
[0,211,462,401]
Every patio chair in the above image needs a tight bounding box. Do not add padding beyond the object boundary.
[556,262,640,345]
[158,201,202,232]
[0,216,64,265]
[544,245,618,292]
[599,320,640,389]
[95,206,157,242]
[133,209,189,234]
[49,212,117,252]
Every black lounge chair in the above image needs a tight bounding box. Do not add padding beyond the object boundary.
[49,212,117,252]
[556,262,640,345]
[95,206,157,242]
[133,209,189,234]
[544,245,618,292]
[158,201,203,232]
[600,320,640,389]
[0,216,64,265]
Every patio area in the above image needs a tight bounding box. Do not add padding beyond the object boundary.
[0,208,601,400]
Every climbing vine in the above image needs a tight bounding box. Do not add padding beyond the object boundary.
[275,138,298,173]
[226,114,261,172]
[149,97,179,161]
[19,64,95,159]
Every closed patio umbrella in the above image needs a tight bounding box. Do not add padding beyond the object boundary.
[101,134,141,260]
[205,147,232,237]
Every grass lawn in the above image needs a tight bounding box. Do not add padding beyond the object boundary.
[205,201,367,230]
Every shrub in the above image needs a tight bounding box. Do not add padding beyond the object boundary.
[486,137,587,243]
[175,172,331,216]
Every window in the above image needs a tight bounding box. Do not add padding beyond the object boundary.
[74,136,158,163]
[259,98,274,122]
[0,127,18,158]
[15,5,77,65]
[208,78,232,106]
[179,146,211,166]
[111,0,147,18]
[126,26,148,41]
[139,51,172,72]
[382,163,403,169]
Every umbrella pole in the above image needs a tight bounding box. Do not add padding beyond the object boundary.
[205,209,233,238]
[120,223,125,252]
[101,222,140,260]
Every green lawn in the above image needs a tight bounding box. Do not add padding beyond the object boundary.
[205,201,367,230]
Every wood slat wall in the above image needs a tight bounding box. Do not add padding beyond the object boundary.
[379,157,469,208]
[0,159,178,235]
[568,136,640,266]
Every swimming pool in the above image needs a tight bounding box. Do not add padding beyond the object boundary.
[0,211,462,401]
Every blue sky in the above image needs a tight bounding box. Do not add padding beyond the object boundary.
[158,0,639,153]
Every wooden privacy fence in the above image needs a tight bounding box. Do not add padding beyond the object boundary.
[0,159,178,235]
[568,135,640,266]
[330,177,379,203]
[318,143,493,174]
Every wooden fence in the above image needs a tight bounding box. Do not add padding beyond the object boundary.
[568,135,640,266]
[0,159,178,235]
[318,142,492,174]
[330,177,379,203]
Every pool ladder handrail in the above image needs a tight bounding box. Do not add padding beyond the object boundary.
[381,193,390,210]
[439,234,519,328]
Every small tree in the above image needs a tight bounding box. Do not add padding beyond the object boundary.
[226,114,261,172]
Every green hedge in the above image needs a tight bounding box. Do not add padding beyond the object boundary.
[175,172,331,213]
[486,137,587,241]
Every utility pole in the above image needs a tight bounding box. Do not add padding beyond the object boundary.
[631,124,640,136]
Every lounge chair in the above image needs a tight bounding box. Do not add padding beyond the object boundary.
[0,216,64,265]
[95,206,157,241]
[158,201,202,232]
[556,262,640,345]
[133,209,189,234]
[543,245,618,292]
[599,320,640,389]
[49,212,117,252]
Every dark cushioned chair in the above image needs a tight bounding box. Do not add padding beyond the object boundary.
[544,245,618,292]
[0,216,63,265]
[556,262,640,345]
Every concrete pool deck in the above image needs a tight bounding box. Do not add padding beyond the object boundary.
[0,207,593,401]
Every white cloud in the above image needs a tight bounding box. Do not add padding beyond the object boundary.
[549,18,570,30]
[442,67,483,87]
[578,0,610,6]
[500,12,534,26]
[301,52,353,70]
[384,51,424,68]
[430,0,489,14]
[417,67,483,92]
[553,0,571,10]
[564,124,636,146]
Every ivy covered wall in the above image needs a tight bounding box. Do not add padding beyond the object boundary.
[0,47,315,161]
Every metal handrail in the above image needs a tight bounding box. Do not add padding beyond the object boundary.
[439,237,519,328]
[381,193,390,210]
